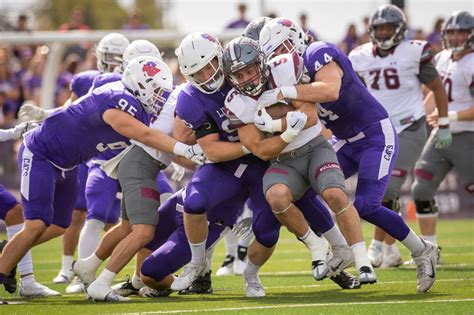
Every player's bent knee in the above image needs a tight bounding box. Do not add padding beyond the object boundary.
[321,187,348,210]
[254,229,279,248]
[354,195,378,217]
[265,184,292,210]
[415,200,439,218]
[382,198,401,213]
[131,225,155,245]
[184,193,207,215]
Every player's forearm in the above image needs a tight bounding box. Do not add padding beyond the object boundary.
[0,128,16,142]
[239,127,287,161]
[200,141,246,162]
[452,107,474,121]
[294,81,340,103]
[140,128,178,154]
[427,77,449,118]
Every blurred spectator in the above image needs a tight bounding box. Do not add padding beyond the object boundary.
[23,47,47,105]
[427,17,444,54]
[76,48,98,72]
[14,14,31,32]
[339,23,359,54]
[299,13,318,41]
[0,47,22,116]
[267,12,277,19]
[122,9,150,31]
[226,3,250,29]
[58,7,90,31]
[55,54,77,107]
[359,16,371,44]
[414,29,426,41]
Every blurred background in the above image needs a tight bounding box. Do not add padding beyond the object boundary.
[0,0,472,221]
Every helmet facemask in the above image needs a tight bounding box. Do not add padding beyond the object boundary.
[442,29,473,53]
[370,22,406,50]
[97,51,123,73]
[189,56,225,94]
[229,62,268,97]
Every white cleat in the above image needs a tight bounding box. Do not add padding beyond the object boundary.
[233,258,247,275]
[111,277,142,297]
[171,260,209,291]
[328,245,354,276]
[53,270,74,284]
[66,277,85,294]
[87,280,130,302]
[367,242,383,268]
[73,259,96,285]
[312,260,329,281]
[216,255,235,276]
[243,271,265,298]
[19,282,61,298]
[413,240,438,293]
[138,286,173,298]
[358,266,377,285]
[381,244,403,268]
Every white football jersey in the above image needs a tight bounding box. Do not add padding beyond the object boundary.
[225,53,321,153]
[435,50,474,133]
[349,40,430,133]
[131,84,184,165]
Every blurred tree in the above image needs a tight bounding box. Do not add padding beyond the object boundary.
[136,0,162,29]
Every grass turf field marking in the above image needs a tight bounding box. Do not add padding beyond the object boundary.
[141,298,474,314]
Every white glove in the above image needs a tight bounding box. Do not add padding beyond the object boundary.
[254,108,282,133]
[173,142,207,165]
[231,217,253,240]
[18,102,48,122]
[12,121,39,139]
[170,162,186,182]
[280,111,307,143]
[256,86,297,109]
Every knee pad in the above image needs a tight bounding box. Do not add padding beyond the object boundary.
[415,200,439,218]
[254,228,279,248]
[382,198,401,213]
[183,192,207,215]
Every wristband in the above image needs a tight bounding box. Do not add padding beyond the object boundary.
[173,142,187,157]
[448,111,458,122]
[280,86,297,99]
[280,130,297,143]
[241,145,251,155]
[273,118,283,133]
[438,117,450,126]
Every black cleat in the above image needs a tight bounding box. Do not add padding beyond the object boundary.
[178,270,213,295]
[0,240,17,294]
[330,270,361,289]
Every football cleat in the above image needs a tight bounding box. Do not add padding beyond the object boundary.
[327,245,354,276]
[358,266,377,285]
[171,260,210,291]
[0,240,17,293]
[312,260,329,281]
[139,286,173,298]
[243,270,265,298]
[216,255,235,276]
[19,282,61,297]
[233,257,247,275]
[367,241,383,268]
[72,259,96,285]
[66,277,85,294]
[111,276,142,297]
[413,240,438,293]
[178,270,213,295]
[330,270,361,289]
[87,280,130,302]
[381,244,403,268]
[53,270,74,284]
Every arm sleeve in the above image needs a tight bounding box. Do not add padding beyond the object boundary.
[417,60,439,84]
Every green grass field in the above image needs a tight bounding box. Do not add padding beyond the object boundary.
[1,220,473,314]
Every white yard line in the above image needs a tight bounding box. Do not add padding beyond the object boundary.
[141,298,474,314]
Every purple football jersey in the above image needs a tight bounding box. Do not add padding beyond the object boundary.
[71,70,100,98]
[304,42,388,139]
[91,72,122,91]
[25,80,151,169]
[175,82,265,168]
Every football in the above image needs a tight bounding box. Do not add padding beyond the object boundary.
[261,102,295,119]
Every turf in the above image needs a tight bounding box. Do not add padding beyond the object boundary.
[1,219,473,314]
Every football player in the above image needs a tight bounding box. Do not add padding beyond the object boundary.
[411,10,474,258]
[349,5,450,268]
[257,17,439,293]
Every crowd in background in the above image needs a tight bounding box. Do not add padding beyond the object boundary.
[0,4,447,187]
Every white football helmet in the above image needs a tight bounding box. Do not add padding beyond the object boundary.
[122,40,162,73]
[175,32,225,94]
[260,18,308,58]
[96,33,130,73]
[122,56,173,115]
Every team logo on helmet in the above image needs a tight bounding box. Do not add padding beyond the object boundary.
[201,33,217,42]
[142,61,161,77]
[277,19,293,27]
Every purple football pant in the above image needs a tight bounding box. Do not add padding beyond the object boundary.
[85,164,120,224]
[333,118,409,240]
[74,162,89,211]
[156,171,173,194]
[18,144,79,228]
[0,184,18,220]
